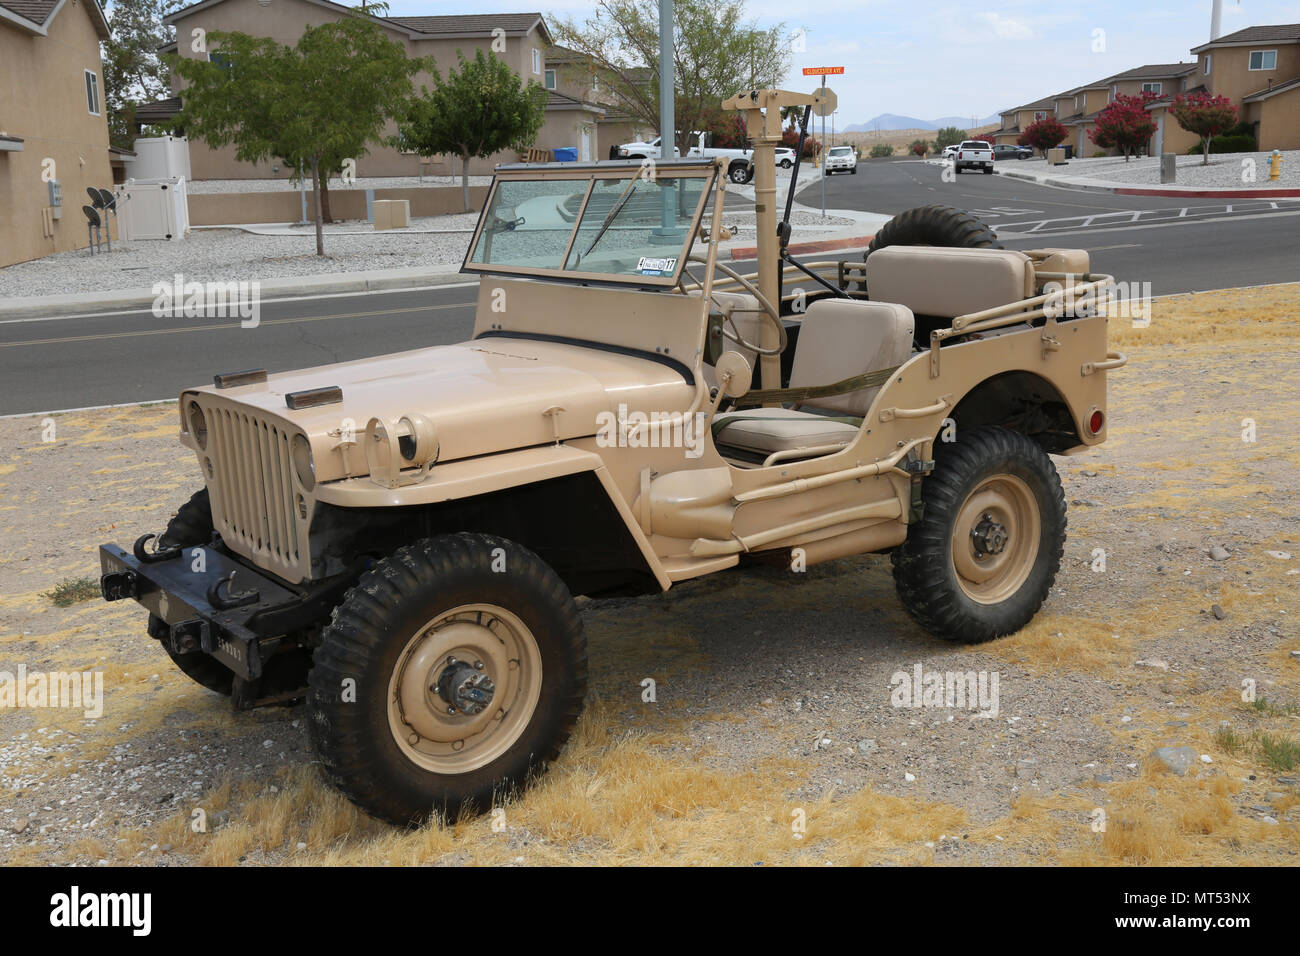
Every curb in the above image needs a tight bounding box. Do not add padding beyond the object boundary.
[996,166,1300,198]
[729,234,874,260]
[0,266,469,320]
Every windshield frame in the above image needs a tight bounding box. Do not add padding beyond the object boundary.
[461,158,719,288]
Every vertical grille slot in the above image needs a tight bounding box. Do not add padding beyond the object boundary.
[199,402,301,574]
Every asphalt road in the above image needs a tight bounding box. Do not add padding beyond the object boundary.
[2,159,1296,416]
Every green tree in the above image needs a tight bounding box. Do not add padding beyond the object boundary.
[169,14,419,255]
[869,142,894,158]
[1170,91,1238,166]
[934,126,967,150]
[551,0,791,154]
[396,50,548,212]
[102,0,183,150]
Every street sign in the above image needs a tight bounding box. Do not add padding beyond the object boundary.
[813,87,837,117]
[803,66,844,76]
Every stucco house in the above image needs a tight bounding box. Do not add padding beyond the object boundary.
[0,0,115,267]
[152,2,626,179]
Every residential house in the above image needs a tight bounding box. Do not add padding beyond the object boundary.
[155,1,612,179]
[1173,23,1300,152]
[991,96,1057,146]
[544,43,652,157]
[0,0,115,267]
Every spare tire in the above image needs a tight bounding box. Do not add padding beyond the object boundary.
[865,204,1001,258]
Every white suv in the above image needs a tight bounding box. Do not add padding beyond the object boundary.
[824,145,857,175]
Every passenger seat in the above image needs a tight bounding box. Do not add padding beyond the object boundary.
[712,299,914,461]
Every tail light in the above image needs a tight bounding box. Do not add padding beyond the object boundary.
[1086,408,1106,436]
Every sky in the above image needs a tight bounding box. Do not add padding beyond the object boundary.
[378,0,1300,125]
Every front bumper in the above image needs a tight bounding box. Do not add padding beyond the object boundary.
[99,541,300,680]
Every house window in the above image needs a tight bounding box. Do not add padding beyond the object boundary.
[531,48,541,74]
[544,69,556,90]
[210,52,234,71]
[1034,111,1048,121]
[1203,54,1211,75]
[1142,81,1162,94]
[84,70,100,115]
[591,74,599,92]
[1248,50,1277,71]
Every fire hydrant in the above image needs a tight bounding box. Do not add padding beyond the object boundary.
[1269,149,1283,181]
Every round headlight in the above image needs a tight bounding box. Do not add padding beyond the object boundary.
[291,434,316,491]
[188,401,208,450]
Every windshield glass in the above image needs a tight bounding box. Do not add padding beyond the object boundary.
[464,164,714,285]
[829,146,852,156]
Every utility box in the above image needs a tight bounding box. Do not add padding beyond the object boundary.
[48,179,62,219]
[373,199,410,231]
[126,136,192,182]
[116,177,190,241]
[1160,152,1177,184]
[1047,147,1067,165]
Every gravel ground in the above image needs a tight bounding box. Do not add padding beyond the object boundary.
[0,208,856,300]
[1,283,1297,865]
[1018,150,1299,187]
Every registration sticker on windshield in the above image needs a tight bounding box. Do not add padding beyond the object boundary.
[637,256,677,276]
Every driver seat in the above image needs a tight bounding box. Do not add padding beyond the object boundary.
[712,299,914,461]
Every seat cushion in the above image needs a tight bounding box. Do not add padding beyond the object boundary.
[713,407,859,455]
[790,299,915,416]
[864,246,1035,319]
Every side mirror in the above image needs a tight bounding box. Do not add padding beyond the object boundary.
[715,351,751,399]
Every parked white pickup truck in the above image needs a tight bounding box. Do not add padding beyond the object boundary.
[615,132,772,184]
[953,140,994,175]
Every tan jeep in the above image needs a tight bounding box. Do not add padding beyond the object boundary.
[99,89,1125,825]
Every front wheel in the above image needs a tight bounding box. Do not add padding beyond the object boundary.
[308,533,587,825]
[892,427,1066,643]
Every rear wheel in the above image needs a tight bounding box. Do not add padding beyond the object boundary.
[308,533,587,825]
[730,163,753,185]
[892,427,1066,643]
[982,165,993,174]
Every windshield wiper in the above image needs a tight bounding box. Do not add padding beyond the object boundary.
[582,181,639,256]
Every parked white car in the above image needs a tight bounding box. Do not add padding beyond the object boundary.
[824,145,857,175]
[954,140,994,174]
[774,147,796,168]
[941,144,959,160]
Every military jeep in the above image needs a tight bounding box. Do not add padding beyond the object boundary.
[99,89,1125,825]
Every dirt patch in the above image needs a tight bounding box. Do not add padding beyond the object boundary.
[1,285,1298,865]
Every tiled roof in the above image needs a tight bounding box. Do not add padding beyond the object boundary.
[389,13,546,37]
[1105,62,1196,81]
[1192,22,1300,51]
[546,90,603,113]
[133,96,182,123]
[0,0,108,38]
[1243,75,1300,101]
[1006,95,1058,112]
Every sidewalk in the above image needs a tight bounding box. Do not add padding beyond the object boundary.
[989,155,1300,198]
[0,199,886,318]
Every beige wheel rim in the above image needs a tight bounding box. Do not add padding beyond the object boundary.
[387,604,543,775]
[950,474,1040,605]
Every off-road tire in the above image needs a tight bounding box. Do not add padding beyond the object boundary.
[148,488,233,695]
[892,427,1066,643]
[307,533,587,826]
[866,204,1002,258]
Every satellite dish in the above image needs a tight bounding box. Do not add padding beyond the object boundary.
[813,88,838,117]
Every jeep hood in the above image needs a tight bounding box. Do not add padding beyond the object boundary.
[187,337,696,483]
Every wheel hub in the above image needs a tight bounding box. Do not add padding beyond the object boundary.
[970,514,1009,557]
[435,658,496,716]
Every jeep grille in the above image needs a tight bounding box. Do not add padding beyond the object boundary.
[204,406,301,572]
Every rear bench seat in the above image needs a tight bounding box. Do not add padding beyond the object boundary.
[863,246,1036,319]
[712,299,913,460]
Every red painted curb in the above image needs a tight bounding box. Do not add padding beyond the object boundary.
[729,234,874,260]
[1114,186,1300,198]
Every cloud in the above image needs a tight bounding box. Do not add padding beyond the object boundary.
[976,12,1035,41]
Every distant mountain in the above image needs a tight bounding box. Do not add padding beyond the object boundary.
[844,112,1001,132]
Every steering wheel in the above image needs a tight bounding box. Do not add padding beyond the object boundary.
[686,253,786,356]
